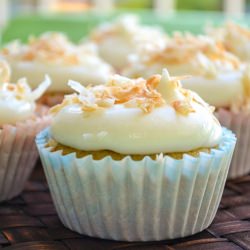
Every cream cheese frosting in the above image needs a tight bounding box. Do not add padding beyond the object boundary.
[206,22,250,62]
[0,61,51,125]
[50,69,222,154]
[1,32,114,92]
[90,15,167,69]
[123,33,247,108]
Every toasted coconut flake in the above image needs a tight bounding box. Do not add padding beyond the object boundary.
[68,80,87,94]
[146,74,161,89]
[173,100,195,116]
[28,75,51,101]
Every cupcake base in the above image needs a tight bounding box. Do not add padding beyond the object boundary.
[48,139,212,160]
[36,128,236,241]
[0,105,50,202]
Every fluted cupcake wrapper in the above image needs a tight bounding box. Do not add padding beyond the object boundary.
[0,106,51,202]
[36,128,236,241]
[216,108,250,179]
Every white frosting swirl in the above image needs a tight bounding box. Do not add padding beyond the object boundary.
[1,33,114,92]
[123,33,246,108]
[91,15,167,69]
[0,61,50,125]
[50,70,222,154]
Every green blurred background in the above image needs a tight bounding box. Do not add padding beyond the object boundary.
[2,0,250,44]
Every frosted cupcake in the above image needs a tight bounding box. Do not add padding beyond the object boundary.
[36,69,236,241]
[206,22,250,62]
[0,59,51,202]
[90,15,167,70]
[1,32,114,106]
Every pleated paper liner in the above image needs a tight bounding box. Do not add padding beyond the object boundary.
[216,108,250,179]
[0,105,50,202]
[36,127,236,241]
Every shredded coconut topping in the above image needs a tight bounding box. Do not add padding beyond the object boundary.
[207,22,250,61]
[0,75,51,102]
[1,32,100,65]
[225,22,250,39]
[133,33,240,76]
[50,69,213,116]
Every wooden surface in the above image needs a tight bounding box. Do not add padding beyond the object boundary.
[0,161,250,249]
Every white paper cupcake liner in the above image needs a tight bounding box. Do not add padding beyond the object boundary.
[36,127,236,241]
[0,106,51,202]
[216,108,250,179]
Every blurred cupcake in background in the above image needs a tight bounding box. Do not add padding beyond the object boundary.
[36,69,236,241]
[206,21,250,62]
[123,33,250,179]
[0,59,51,202]
[1,32,114,106]
[123,33,242,105]
[90,15,167,70]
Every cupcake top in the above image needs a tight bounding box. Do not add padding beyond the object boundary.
[1,32,112,67]
[0,60,50,125]
[123,33,247,109]
[90,15,167,69]
[206,22,250,62]
[124,33,241,78]
[50,69,221,155]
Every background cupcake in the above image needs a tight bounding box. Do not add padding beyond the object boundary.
[36,69,236,241]
[0,59,51,201]
[1,32,114,106]
[90,15,167,70]
[123,33,242,104]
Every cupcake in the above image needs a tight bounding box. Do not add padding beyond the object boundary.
[0,59,51,202]
[36,69,236,241]
[123,33,250,179]
[90,15,167,70]
[1,32,114,106]
[206,21,250,62]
